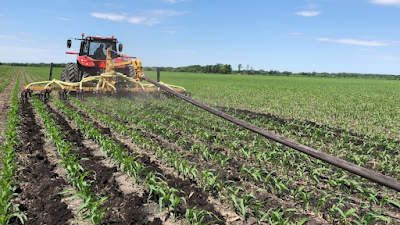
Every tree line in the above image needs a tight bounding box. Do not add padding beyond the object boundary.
[144,64,400,80]
[1,62,398,79]
[237,69,400,80]
[143,63,233,74]
[0,62,66,67]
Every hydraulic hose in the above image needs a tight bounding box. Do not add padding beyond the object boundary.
[141,75,400,192]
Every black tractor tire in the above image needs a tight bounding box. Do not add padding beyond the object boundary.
[79,67,91,80]
[126,65,135,78]
[66,63,79,82]
[61,70,66,82]
[116,65,135,78]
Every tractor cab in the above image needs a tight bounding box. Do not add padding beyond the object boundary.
[79,37,119,60]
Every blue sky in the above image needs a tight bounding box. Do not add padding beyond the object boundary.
[0,0,399,74]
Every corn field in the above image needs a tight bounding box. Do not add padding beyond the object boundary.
[0,66,399,224]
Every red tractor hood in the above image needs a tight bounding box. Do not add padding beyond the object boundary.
[78,56,95,67]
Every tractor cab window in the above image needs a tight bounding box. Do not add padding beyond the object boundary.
[88,41,117,60]
[79,41,88,56]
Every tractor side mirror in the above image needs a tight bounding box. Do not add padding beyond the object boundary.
[67,39,72,48]
[118,43,123,52]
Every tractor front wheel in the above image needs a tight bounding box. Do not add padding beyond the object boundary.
[66,63,79,82]
[61,70,66,82]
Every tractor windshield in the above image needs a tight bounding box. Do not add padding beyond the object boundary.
[88,40,117,60]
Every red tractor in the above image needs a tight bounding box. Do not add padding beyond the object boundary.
[61,33,135,83]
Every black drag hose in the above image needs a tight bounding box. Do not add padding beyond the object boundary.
[142,75,400,192]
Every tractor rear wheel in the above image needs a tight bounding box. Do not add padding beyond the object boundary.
[61,70,66,81]
[66,63,79,82]
[116,65,135,78]
[126,65,135,78]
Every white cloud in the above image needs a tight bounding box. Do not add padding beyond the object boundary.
[148,9,189,17]
[305,4,320,9]
[0,34,35,43]
[127,16,160,26]
[0,46,50,53]
[20,38,37,43]
[166,0,188,3]
[288,32,303,36]
[91,10,188,26]
[90,12,125,22]
[164,26,183,34]
[378,55,400,61]
[171,50,195,53]
[0,35,14,39]
[56,17,71,21]
[295,11,322,17]
[370,0,400,6]
[315,37,390,46]
[126,16,147,24]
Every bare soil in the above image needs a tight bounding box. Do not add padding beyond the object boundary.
[9,101,73,224]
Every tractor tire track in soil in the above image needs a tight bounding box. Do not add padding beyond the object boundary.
[9,100,73,224]
[44,102,162,224]
[63,100,228,224]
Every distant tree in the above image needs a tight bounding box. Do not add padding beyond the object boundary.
[250,67,255,75]
[238,64,242,73]
[225,64,232,74]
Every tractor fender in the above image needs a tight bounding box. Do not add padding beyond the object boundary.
[77,56,95,67]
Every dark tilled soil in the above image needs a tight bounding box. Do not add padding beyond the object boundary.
[90,100,327,224]
[9,101,73,225]
[44,103,155,224]
[64,101,226,224]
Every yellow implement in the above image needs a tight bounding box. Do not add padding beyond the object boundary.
[21,48,187,101]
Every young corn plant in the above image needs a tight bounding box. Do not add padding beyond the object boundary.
[230,193,256,220]
[0,73,26,225]
[32,97,109,224]
[185,206,221,225]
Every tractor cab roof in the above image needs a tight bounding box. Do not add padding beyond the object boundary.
[85,36,118,42]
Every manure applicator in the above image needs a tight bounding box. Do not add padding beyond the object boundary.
[21,33,188,102]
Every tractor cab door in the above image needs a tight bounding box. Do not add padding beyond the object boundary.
[79,41,89,56]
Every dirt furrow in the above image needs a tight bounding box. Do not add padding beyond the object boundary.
[86,99,329,224]
[45,101,164,224]
[60,100,235,224]
[9,100,73,224]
